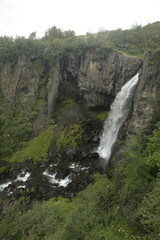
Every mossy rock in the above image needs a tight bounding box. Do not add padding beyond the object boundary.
[95,111,108,121]
[57,124,84,150]
[57,99,78,114]
[88,110,108,122]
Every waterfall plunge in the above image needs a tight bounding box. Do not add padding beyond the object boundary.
[97,73,139,164]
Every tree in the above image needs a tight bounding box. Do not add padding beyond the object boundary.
[45,26,64,39]
[29,32,36,40]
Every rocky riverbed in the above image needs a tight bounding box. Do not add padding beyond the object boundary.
[0,151,103,204]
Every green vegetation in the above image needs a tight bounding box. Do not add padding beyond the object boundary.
[0,93,37,160]
[145,123,160,168]
[0,197,73,240]
[58,99,78,112]
[57,124,84,150]
[95,111,108,121]
[1,22,160,240]
[0,23,160,160]
[1,123,160,239]
[1,22,160,69]
[9,125,54,162]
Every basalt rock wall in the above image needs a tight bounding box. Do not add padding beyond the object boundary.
[0,49,142,119]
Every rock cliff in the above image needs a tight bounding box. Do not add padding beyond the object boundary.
[0,49,142,121]
[111,50,160,164]
[127,50,160,134]
[60,49,142,109]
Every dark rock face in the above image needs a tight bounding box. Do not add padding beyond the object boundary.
[0,56,45,106]
[110,50,160,165]
[0,49,142,120]
[60,49,142,109]
[127,50,160,134]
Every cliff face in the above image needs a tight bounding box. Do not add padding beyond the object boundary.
[60,49,142,109]
[111,50,160,164]
[5,47,160,165]
[0,49,142,117]
[127,50,160,134]
[0,56,41,107]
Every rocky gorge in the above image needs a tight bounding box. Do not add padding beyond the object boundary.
[1,39,160,213]
[0,48,144,202]
[1,23,160,239]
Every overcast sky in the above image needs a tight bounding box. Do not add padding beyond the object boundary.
[0,0,160,38]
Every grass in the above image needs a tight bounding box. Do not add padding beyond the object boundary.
[9,125,54,163]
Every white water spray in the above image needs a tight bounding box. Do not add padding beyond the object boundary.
[98,73,139,164]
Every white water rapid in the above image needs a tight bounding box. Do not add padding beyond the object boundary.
[97,73,139,164]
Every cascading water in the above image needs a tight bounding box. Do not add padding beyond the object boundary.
[97,73,139,165]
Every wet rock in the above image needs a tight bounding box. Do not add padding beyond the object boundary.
[71,167,81,173]
[56,161,70,179]
[0,166,11,180]
[82,151,88,158]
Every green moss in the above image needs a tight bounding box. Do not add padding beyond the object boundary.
[57,124,84,150]
[95,111,108,121]
[9,125,54,163]
[59,99,78,111]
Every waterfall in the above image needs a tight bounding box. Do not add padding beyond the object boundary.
[97,73,139,164]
